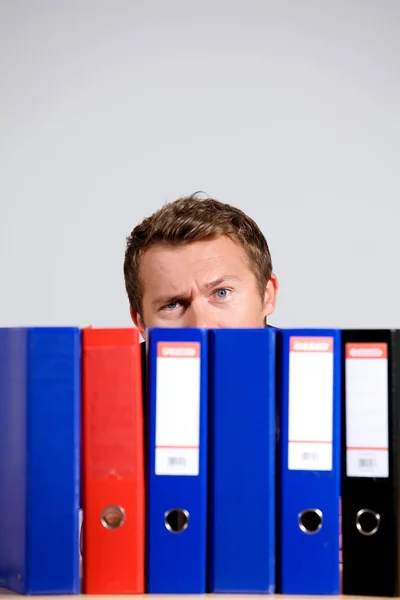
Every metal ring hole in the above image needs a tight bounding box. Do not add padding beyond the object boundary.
[298,508,323,534]
[356,508,380,536]
[164,508,189,533]
[101,505,125,530]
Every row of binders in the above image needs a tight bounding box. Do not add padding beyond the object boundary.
[0,326,399,596]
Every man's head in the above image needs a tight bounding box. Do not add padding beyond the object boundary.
[123,193,278,336]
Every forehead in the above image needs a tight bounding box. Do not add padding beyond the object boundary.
[140,235,249,293]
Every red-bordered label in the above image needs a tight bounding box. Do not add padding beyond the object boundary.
[345,343,387,359]
[157,342,200,358]
[290,336,333,352]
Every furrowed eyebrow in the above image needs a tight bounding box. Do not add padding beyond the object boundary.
[152,292,189,309]
[203,275,242,290]
[152,275,241,309]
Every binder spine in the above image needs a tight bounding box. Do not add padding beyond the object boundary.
[392,331,400,596]
[208,328,276,593]
[279,329,341,595]
[81,328,145,594]
[0,328,28,594]
[342,329,400,597]
[147,328,208,594]
[27,328,81,594]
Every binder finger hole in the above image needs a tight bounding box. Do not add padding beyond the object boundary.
[164,508,189,533]
[356,508,380,536]
[298,509,323,534]
[101,505,125,529]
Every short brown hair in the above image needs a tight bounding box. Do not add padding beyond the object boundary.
[123,192,273,316]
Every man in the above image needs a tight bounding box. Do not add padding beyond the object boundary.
[123,193,342,576]
[123,192,279,333]
[123,192,342,579]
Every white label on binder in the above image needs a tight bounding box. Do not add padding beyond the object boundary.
[155,341,201,476]
[288,336,334,471]
[345,343,389,478]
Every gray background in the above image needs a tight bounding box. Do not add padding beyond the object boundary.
[1,0,399,329]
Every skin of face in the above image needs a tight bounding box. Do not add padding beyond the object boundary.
[130,234,279,337]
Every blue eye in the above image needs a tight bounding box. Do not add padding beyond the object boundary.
[216,289,228,299]
[167,302,178,309]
